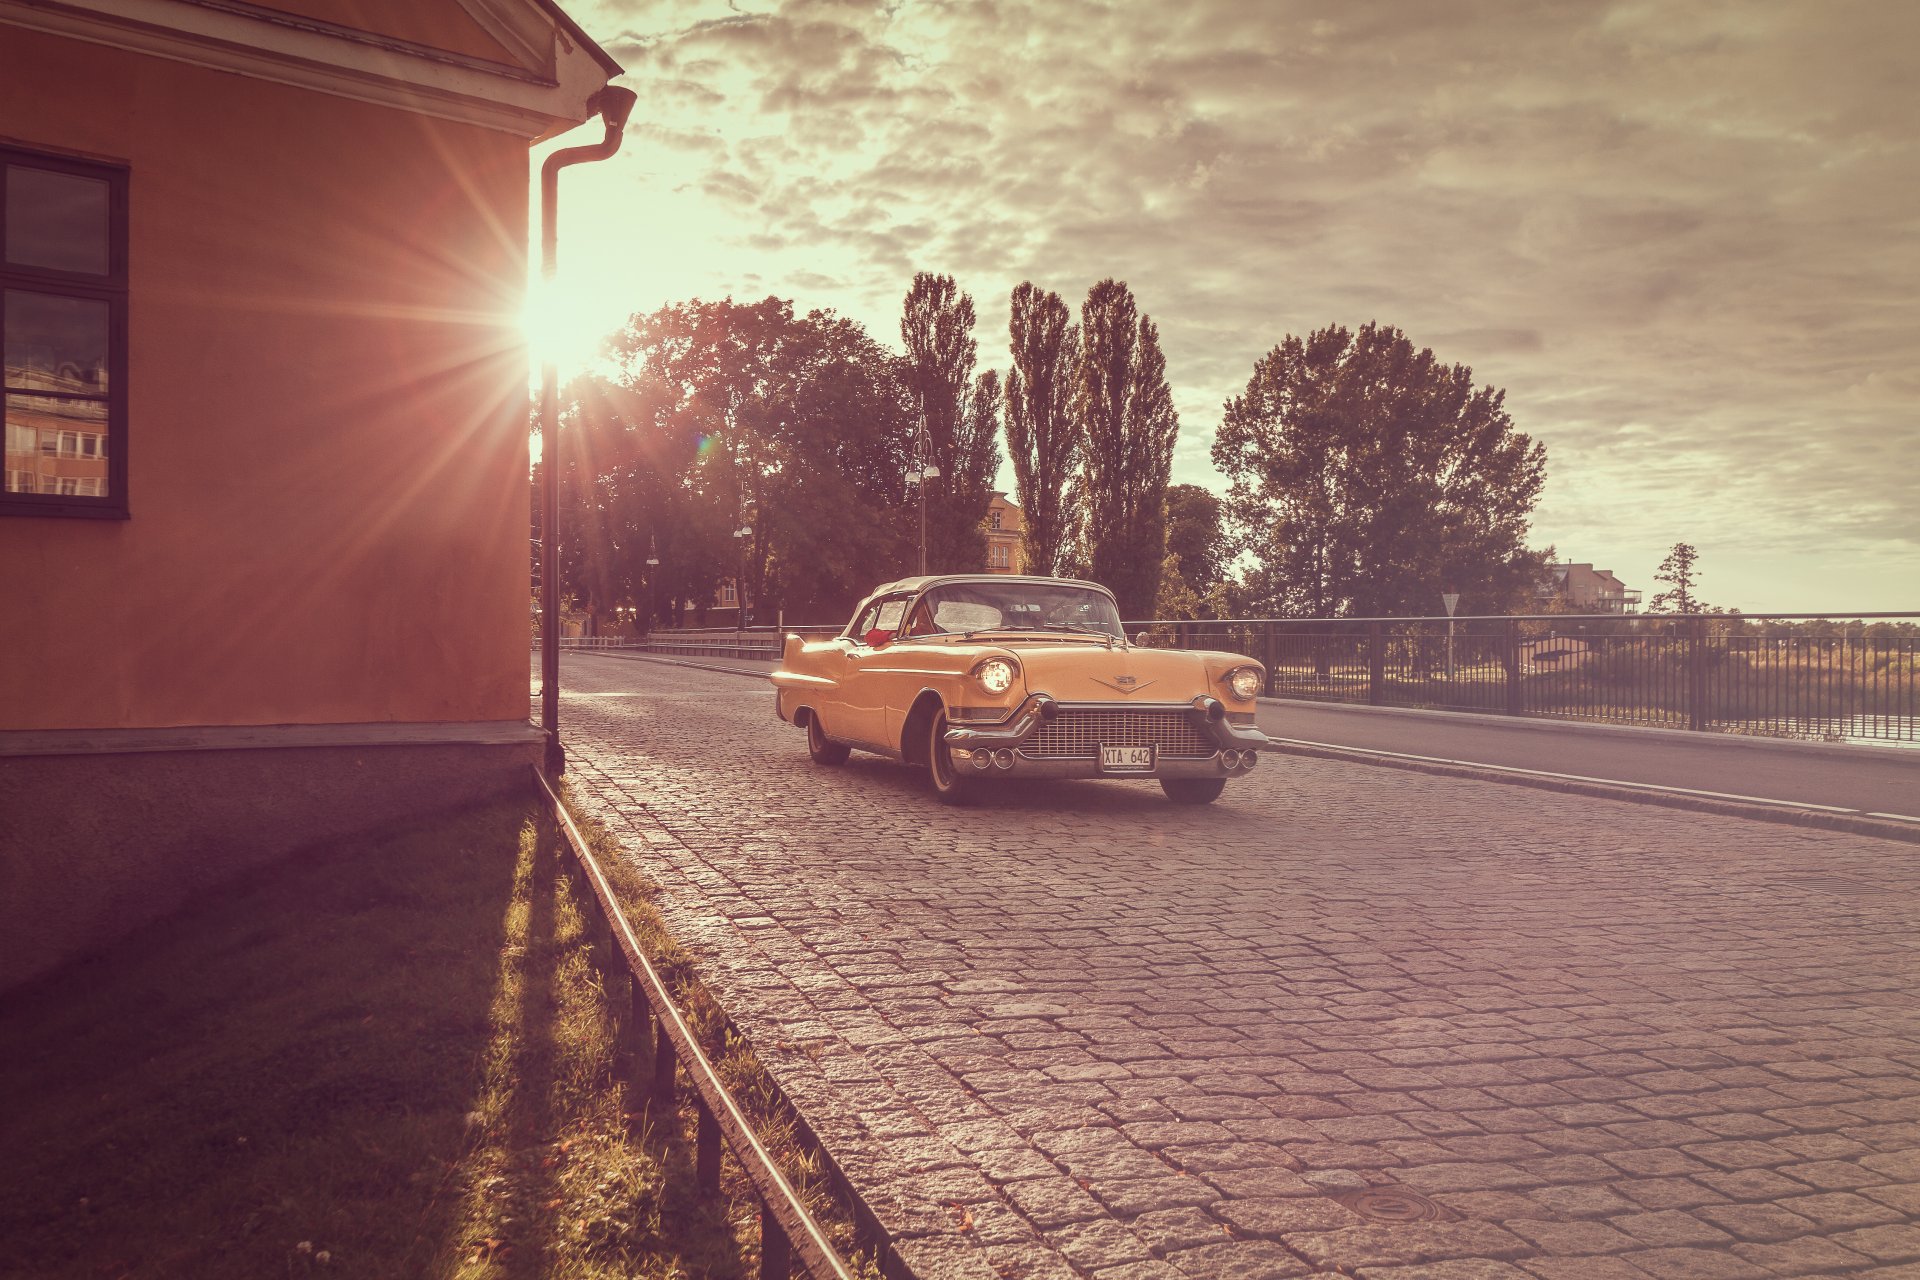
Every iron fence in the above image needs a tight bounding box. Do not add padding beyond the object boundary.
[1124,612,1920,745]
[532,769,863,1280]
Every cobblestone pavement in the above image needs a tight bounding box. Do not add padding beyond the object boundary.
[552,655,1920,1280]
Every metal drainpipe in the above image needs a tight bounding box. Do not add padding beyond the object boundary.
[540,85,638,778]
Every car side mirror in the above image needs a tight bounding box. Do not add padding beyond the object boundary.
[865,628,894,648]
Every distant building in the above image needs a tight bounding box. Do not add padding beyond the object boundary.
[1542,563,1641,613]
[984,491,1027,574]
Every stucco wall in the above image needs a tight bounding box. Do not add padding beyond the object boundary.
[0,25,533,732]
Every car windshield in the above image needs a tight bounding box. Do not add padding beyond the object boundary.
[919,581,1125,640]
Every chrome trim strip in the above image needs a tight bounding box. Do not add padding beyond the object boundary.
[942,694,1054,749]
[1185,697,1271,749]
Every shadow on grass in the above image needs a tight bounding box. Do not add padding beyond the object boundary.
[0,799,747,1279]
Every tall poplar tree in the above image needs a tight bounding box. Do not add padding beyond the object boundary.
[1005,282,1081,577]
[1076,279,1179,618]
[900,272,999,572]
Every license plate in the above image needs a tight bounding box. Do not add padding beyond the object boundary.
[1099,743,1155,772]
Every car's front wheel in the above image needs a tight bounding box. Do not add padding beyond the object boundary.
[1161,777,1226,805]
[926,710,973,805]
[806,713,850,765]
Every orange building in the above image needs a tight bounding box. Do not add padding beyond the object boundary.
[0,1,619,986]
[984,491,1027,574]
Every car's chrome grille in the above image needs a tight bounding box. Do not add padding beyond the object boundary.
[1023,708,1214,759]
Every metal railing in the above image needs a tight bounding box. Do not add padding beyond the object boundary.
[530,635,642,650]
[1124,612,1920,745]
[532,768,859,1280]
[627,626,840,661]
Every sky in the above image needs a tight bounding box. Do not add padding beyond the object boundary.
[532,0,1919,614]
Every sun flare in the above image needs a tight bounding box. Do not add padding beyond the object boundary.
[520,275,628,379]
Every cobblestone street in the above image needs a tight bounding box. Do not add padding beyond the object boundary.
[554,654,1920,1280]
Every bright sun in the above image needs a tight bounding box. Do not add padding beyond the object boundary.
[520,275,628,379]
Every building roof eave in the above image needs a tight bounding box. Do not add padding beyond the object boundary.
[0,0,619,138]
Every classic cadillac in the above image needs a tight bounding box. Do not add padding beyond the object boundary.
[771,574,1270,804]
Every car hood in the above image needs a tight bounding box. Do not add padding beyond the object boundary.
[1007,641,1234,701]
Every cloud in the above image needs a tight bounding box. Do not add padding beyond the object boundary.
[554,0,1920,609]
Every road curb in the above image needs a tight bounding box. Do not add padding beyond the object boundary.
[1262,737,1920,846]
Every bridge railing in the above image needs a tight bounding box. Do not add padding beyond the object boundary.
[576,625,841,661]
[1123,612,1920,745]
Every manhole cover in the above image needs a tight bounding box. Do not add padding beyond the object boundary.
[1780,877,1884,896]
[1329,1186,1452,1223]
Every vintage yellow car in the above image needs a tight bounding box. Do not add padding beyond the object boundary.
[771,574,1269,804]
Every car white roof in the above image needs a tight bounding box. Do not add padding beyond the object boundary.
[865,573,1114,598]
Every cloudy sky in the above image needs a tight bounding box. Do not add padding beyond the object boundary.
[536,0,1918,613]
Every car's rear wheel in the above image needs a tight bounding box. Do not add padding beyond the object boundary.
[806,713,850,765]
[1161,777,1226,805]
[926,709,973,805]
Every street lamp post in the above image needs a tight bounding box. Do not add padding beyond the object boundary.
[644,535,659,638]
[913,406,941,575]
[538,86,637,779]
[733,525,751,638]
[1442,590,1460,682]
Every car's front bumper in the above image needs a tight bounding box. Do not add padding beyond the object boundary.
[943,693,1268,780]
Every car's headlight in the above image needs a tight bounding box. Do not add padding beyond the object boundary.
[1223,666,1263,701]
[974,657,1018,694]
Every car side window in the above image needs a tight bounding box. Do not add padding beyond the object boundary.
[853,596,909,647]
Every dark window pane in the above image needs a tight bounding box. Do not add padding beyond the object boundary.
[4,290,110,394]
[6,165,110,275]
[4,394,109,497]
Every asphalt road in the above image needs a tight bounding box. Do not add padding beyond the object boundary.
[551,652,1920,1280]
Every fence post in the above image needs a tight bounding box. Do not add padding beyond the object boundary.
[1263,623,1278,696]
[1367,623,1384,705]
[1688,616,1708,731]
[1504,617,1522,716]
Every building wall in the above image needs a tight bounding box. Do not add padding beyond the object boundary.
[985,492,1027,574]
[0,25,532,732]
[0,737,537,989]
[0,17,565,988]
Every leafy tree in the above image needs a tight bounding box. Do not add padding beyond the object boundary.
[900,273,1000,573]
[1648,542,1706,614]
[1164,483,1227,597]
[1213,321,1548,618]
[559,297,915,629]
[1077,279,1179,619]
[1004,282,1082,577]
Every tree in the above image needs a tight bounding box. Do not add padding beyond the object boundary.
[558,297,916,630]
[1076,279,1179,619]
[1213,321,1548,618]
[1164,483,1227,598]
[900,273,1000,573]
[1648,542,1705,613]
[1005,282,1081,577]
